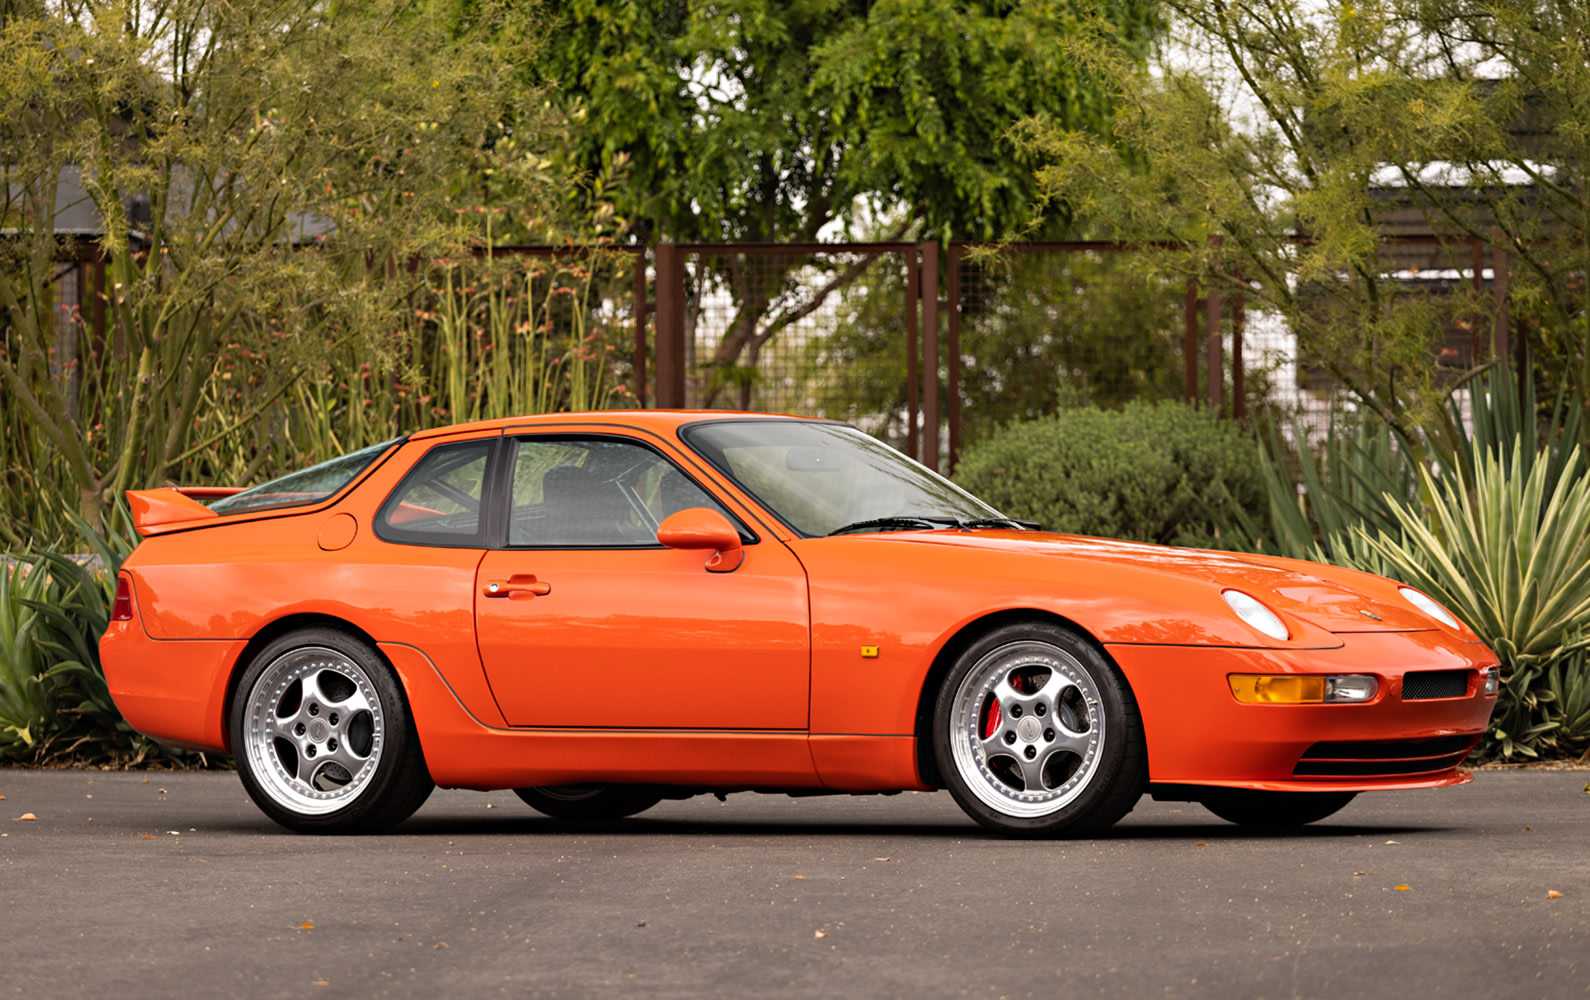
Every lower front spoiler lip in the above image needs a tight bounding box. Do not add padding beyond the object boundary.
[1150,769,1475,798]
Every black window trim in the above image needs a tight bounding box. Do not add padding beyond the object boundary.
[496,431,759,551]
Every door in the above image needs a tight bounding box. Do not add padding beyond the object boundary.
[474,435,811,729]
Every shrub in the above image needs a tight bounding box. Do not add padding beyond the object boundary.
[953,401,1265,548]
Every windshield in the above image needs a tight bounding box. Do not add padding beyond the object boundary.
[209,438,401,515]
[680,420,1003,537]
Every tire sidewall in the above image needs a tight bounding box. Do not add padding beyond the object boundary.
[933,621,1144,837]
[230,627,427,833]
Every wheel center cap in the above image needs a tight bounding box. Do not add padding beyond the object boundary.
[1016,716,1042,743]
[308,720,330,742]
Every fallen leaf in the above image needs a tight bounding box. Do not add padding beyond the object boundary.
[1195,842,1207,847]
[15,813,36,821]
[434,942,449,949]
[813,930,828,939]
[0,793,7,799]
[140,833,155,839]
[1524,827,1533,832]
[1547,890,1564,899]
[1354,871,1368,876]
[312,981,330,987]
[1384,840,1400,845]
[794,875,805,879]
[1394,884,1411,891]
[301,922,314,930]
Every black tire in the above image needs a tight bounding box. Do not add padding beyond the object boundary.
[513,784,663,821]
[1200,790,1357,828]
[932,621,1146,837]
[230,627,433,833]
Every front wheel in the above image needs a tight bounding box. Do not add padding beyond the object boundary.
[514,784,663,821]
[1200,790,1357,827]
[231,628,433,833]
[933,622,1146,837]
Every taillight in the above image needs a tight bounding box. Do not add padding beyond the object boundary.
[111,577,135,621]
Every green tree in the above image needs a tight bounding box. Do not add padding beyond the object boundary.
[536,0,1160,401]
[1015,0,1590,439]
[0,0,563,539]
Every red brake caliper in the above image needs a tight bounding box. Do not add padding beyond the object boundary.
[983,697,1002,739]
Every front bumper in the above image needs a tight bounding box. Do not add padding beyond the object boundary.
[1107,630,1498,791]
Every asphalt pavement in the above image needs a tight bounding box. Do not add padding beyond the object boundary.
[1,768,1586,999]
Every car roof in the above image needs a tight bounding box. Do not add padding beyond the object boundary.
[409,410,827,441]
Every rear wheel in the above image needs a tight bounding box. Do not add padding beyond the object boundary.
[231,628,433,833]
[1200,790,1357,827]
[933,622,1145,837]
[514,784,662,821]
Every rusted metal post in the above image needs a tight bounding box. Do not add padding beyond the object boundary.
[1184,277,1198,404]
[946,243,962,474]
[653,243,686,409]
[1205,235,1224,414]
[632,251,650,408]
[921,242,940,472]
[905,253,921,462]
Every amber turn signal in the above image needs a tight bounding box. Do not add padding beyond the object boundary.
[1229,674,1379,704]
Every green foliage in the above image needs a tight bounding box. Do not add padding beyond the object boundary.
[1355,444,1590,669]
[953,401,1264,548]
[0,0,573,546]
[534,0,1161,386]
[0,559,53,753]
[1012,0,1590,435]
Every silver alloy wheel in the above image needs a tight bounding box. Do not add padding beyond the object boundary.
[948,640,1105,818]
[242,645,385,816]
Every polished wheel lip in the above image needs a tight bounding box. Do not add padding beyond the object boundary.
[949,640,1105,818]
[243,645,385,817]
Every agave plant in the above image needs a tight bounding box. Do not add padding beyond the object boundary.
[0,559,54,755]
[1356,444,1590,668]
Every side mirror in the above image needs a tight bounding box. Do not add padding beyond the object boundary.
[656,507,744,573]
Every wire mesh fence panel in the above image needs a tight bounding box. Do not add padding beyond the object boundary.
[679,246,918,450]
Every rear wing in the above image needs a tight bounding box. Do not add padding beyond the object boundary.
[126,487,244,534]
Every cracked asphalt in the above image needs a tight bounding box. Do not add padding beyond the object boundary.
[1,768,1586,999]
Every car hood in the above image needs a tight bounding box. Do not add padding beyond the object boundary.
[883,529,1448,637]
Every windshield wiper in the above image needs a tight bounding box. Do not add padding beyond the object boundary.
[827,516,945,536]
[827,515,1041,537]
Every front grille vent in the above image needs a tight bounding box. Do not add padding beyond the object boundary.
[1293,735,1478,777]
[1402,670,1469,700]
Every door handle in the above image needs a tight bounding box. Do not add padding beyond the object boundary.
[483,574,552,600]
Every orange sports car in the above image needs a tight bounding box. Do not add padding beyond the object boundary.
[101,412,1498,836]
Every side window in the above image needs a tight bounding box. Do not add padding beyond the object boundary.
[375,440,492,547]
[509,438,734,547]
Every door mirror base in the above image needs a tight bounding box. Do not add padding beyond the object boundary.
[657,508,744,574]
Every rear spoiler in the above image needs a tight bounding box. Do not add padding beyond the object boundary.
[126,487,244,533]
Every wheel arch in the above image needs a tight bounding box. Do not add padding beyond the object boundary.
[911,609,1140,787]
[221,613,387,754]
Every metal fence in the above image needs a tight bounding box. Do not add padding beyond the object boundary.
[37,237,1520,474]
